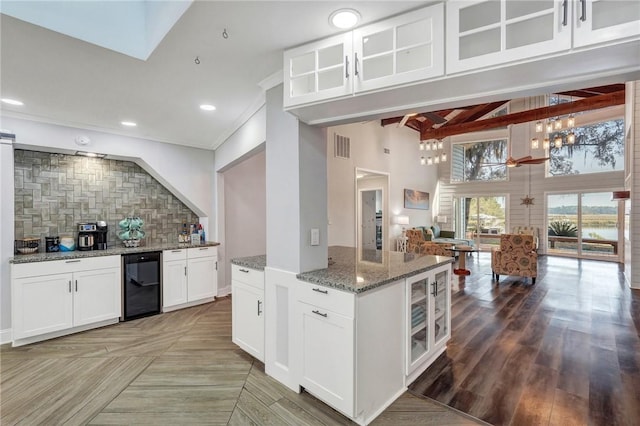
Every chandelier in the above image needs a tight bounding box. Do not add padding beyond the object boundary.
[419,139,447,165]
[531,94,576,150]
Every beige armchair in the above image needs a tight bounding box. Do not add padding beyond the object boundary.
[406,229,453,256]
[512,226,539,250]
[491,233,537,284]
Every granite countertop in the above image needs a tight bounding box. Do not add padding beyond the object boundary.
[230,255,267,271]
[297,246,454,294]
[10,241,220,264]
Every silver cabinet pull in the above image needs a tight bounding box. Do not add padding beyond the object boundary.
[199,247,208,251]
[354,52,359,76]
[257,300,263,316]
[312,310,327,318]
[562,0,568,26]
[65,260,81,263]
[184,266,187,276]
[171,250,182,253]
[239,268,249,273]
[580,0,587,22]
[312,287,328,294]
[215,261,218,271]
[75,280,78,292]
[68,280,72,293]
[345,55,350,79]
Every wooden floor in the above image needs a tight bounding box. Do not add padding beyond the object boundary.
[409,253,640,426]
[1,296,480,425]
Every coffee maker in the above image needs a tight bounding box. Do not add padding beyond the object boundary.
[95,221,108,250]
[77,222,96,251]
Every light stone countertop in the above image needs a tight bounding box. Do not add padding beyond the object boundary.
[231,246,453,294]
[10,242,221,264]
[230,255,267,271]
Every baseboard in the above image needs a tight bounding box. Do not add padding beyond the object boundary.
[218,285,231,297]
[357,387,407,426]
[0,328,12,345]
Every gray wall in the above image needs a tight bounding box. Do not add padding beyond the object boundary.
[14,149,199,248]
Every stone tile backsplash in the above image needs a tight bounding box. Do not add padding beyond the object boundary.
[14,150,200,248]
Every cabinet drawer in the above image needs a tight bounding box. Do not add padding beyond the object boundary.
[12,255,121,279]
[232,264,264,290]
[297,281,354,318]
[188,246,217,259]
[163,249,187,262]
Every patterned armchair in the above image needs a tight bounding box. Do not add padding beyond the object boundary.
[406,229,453,256]
[512,226,539,250]
[491,234,537,284]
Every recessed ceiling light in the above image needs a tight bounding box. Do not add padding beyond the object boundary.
[121,121,137,127]
[76,151,107,158]
[200,104,216,111]
[329,9,360,29]
[1,98,24,106]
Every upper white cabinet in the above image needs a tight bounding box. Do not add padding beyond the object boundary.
[283,33,353,108]
[446,0,571,74]
[283,3,444,108]
[353,2,444,93]
[447,0,640,74]
[573,0,640,47]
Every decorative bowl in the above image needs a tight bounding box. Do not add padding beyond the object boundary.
[123,239,140,248]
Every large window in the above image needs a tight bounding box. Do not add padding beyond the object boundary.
[455,195,506,250]
[451,139,507,182]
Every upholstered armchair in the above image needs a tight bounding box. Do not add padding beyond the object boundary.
[491,233,537,284]
[512,226,539,250]
[406,229,453,256]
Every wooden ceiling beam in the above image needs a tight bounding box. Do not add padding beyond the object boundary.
[443,100,509,127]
[420,90,624,140]
[380,117,404,126]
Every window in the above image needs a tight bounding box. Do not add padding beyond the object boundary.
[451,139,507,182]
[548,118,624,176]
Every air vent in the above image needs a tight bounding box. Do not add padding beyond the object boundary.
[334,133,350,159]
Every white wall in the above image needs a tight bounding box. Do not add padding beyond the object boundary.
[0,136,15,342]
[630,81,640,289]
[327,121,439,249]
[0,117,215,338]
[222,149,266,294]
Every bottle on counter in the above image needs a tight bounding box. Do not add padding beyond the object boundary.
[198,224,204,242]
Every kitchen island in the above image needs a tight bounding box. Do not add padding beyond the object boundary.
[232,246,453,425]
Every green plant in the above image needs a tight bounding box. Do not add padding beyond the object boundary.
[548,220,578,237]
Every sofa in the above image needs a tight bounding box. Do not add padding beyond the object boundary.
[412,224,475,247]
[406,229,453,256]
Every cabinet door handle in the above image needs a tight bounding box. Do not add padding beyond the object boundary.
[354,52,359,76]
[431,282,437,297]
[171,250,182,253]
[257,300,263,316]
[239,268,249,273]
[75,280,78,292]
[312,309,327,318]
[580,0,587,22]
[199,247,209,251]
[345,55,350,79]
[65,260,81,263]
[184,266,187,276]
[312,287,328,294]
[561,0,568,26]
[68,280,72,293]
[215,261,218,271]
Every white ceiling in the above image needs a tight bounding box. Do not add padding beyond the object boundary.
[0,1,424,150]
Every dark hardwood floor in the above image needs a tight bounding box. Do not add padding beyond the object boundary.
[409,253,640,426]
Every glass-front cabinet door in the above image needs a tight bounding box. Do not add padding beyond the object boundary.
[446,0,571,73]
[407,272,429,375]
[432,267,450,346]
[573,0,640,48]
[283,32,353,108]
[353,3,444,93]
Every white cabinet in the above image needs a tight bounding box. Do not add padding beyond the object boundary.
[162,250,188,307]
[232,264,265,362]
[573,0,640,47]
[446,0,571,74]
[283,3,444,108]
[353,2,444,93]
[406,264,451,381]
[11,256,121,345]
[447,0,640,74]
[283,33,353,108]
[295,282,355,417]
[162,246,218,311]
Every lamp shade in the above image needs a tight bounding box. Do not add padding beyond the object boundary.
[392,215,409,225]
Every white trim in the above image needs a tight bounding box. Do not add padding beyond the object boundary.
[11,318,118,347]
[0,329,12,345]
[211,93,266,150]
[258,69,283,92]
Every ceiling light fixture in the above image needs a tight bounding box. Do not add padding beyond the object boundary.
[531,138,539,150]
[567,131,576,144]
[1,98,24,106]
[420,156,426,165]
[121,121,137,127]
[200,104,216,111]
[76,151,106,158]
[419,141,425,150]
[329,9,360,29]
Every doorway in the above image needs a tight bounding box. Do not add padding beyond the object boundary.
[355,168,388,254]
[546,191,621,261]
[455,195,507,251]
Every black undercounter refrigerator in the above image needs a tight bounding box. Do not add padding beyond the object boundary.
[122,252,161,321]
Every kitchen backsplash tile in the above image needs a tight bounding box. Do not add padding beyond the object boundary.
[14,150,200,247]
